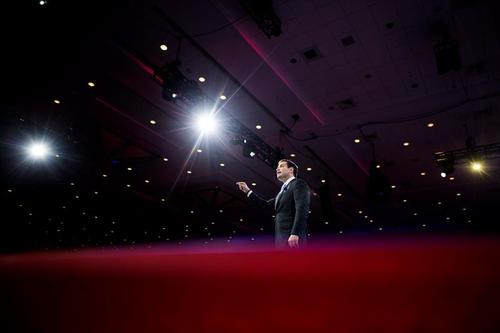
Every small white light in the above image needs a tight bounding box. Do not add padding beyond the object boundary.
[449,176,455,180]
[251,183,256,186]
[39,0,46,5]
[307,167,312,171]
[403,141,410,147]
[187,170,192,174]
[321,179,326,183]
[358,210,363,214]
[427,122,434,128]
[456,192,461,196]
[150,120,156,125]
[198,76,206,83]
[219,163,225,167]
[102,174,107,178]
[171,93,177,98]
[420,172,426,176]
[126,184,131,188]
[256,125,262,130]
[290,153,296,157]
[403,199,407,203]
[441,172,447,178]
[197,149,203,153]
[88,81,95,87]
[163,157,168,162]
[391,185,396,189]
[53,99,61,104]
[337,193,342,197]
[354,138,361,144]
[144,179,150,183]
[249,151,256,157]
[219,95,227,100]
[376,164,381,169]
[160,44,168,51]
[127,167,132,171]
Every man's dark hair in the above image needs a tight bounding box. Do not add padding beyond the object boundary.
[279,159,299,177]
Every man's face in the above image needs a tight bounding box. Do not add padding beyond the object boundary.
[276,161,294,181]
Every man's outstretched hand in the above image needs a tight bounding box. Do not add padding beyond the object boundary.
[236,182,250,194]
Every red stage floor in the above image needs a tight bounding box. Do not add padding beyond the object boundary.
[1,236,499,333]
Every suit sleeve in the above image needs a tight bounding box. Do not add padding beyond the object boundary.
[248,191,275,208]
[291,179,310,236]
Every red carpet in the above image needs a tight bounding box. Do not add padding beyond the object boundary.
[1,237,499,333]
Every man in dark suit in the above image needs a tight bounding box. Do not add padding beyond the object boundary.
[237,159,310,248]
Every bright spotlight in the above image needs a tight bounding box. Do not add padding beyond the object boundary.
[196,113,217,135]
[440,172,447,178]
[471,161,483,172]
[27,142,51,160]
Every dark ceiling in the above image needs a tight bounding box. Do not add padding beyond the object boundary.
[2,0,500,253]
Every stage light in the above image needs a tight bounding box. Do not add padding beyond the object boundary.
[160,44,168,51]
[53,99,61,104]
[427,122,435,128]
[198,77,206,83]
[471,161,483,172]
[403,141,410,147]
[290,153,295,157]
[256,125,262,130]
[441,172,447,178]
[149,120,156,125]
[220,95,227,100]
[26,141,51,160]
[196,113,217,135]
[354,138,361,143]
[249,151,256,157]
[88,81,95,87]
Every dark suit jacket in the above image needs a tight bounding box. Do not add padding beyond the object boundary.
[249,178,310,247]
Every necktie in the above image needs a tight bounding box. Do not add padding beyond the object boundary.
[275,183,288,210]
